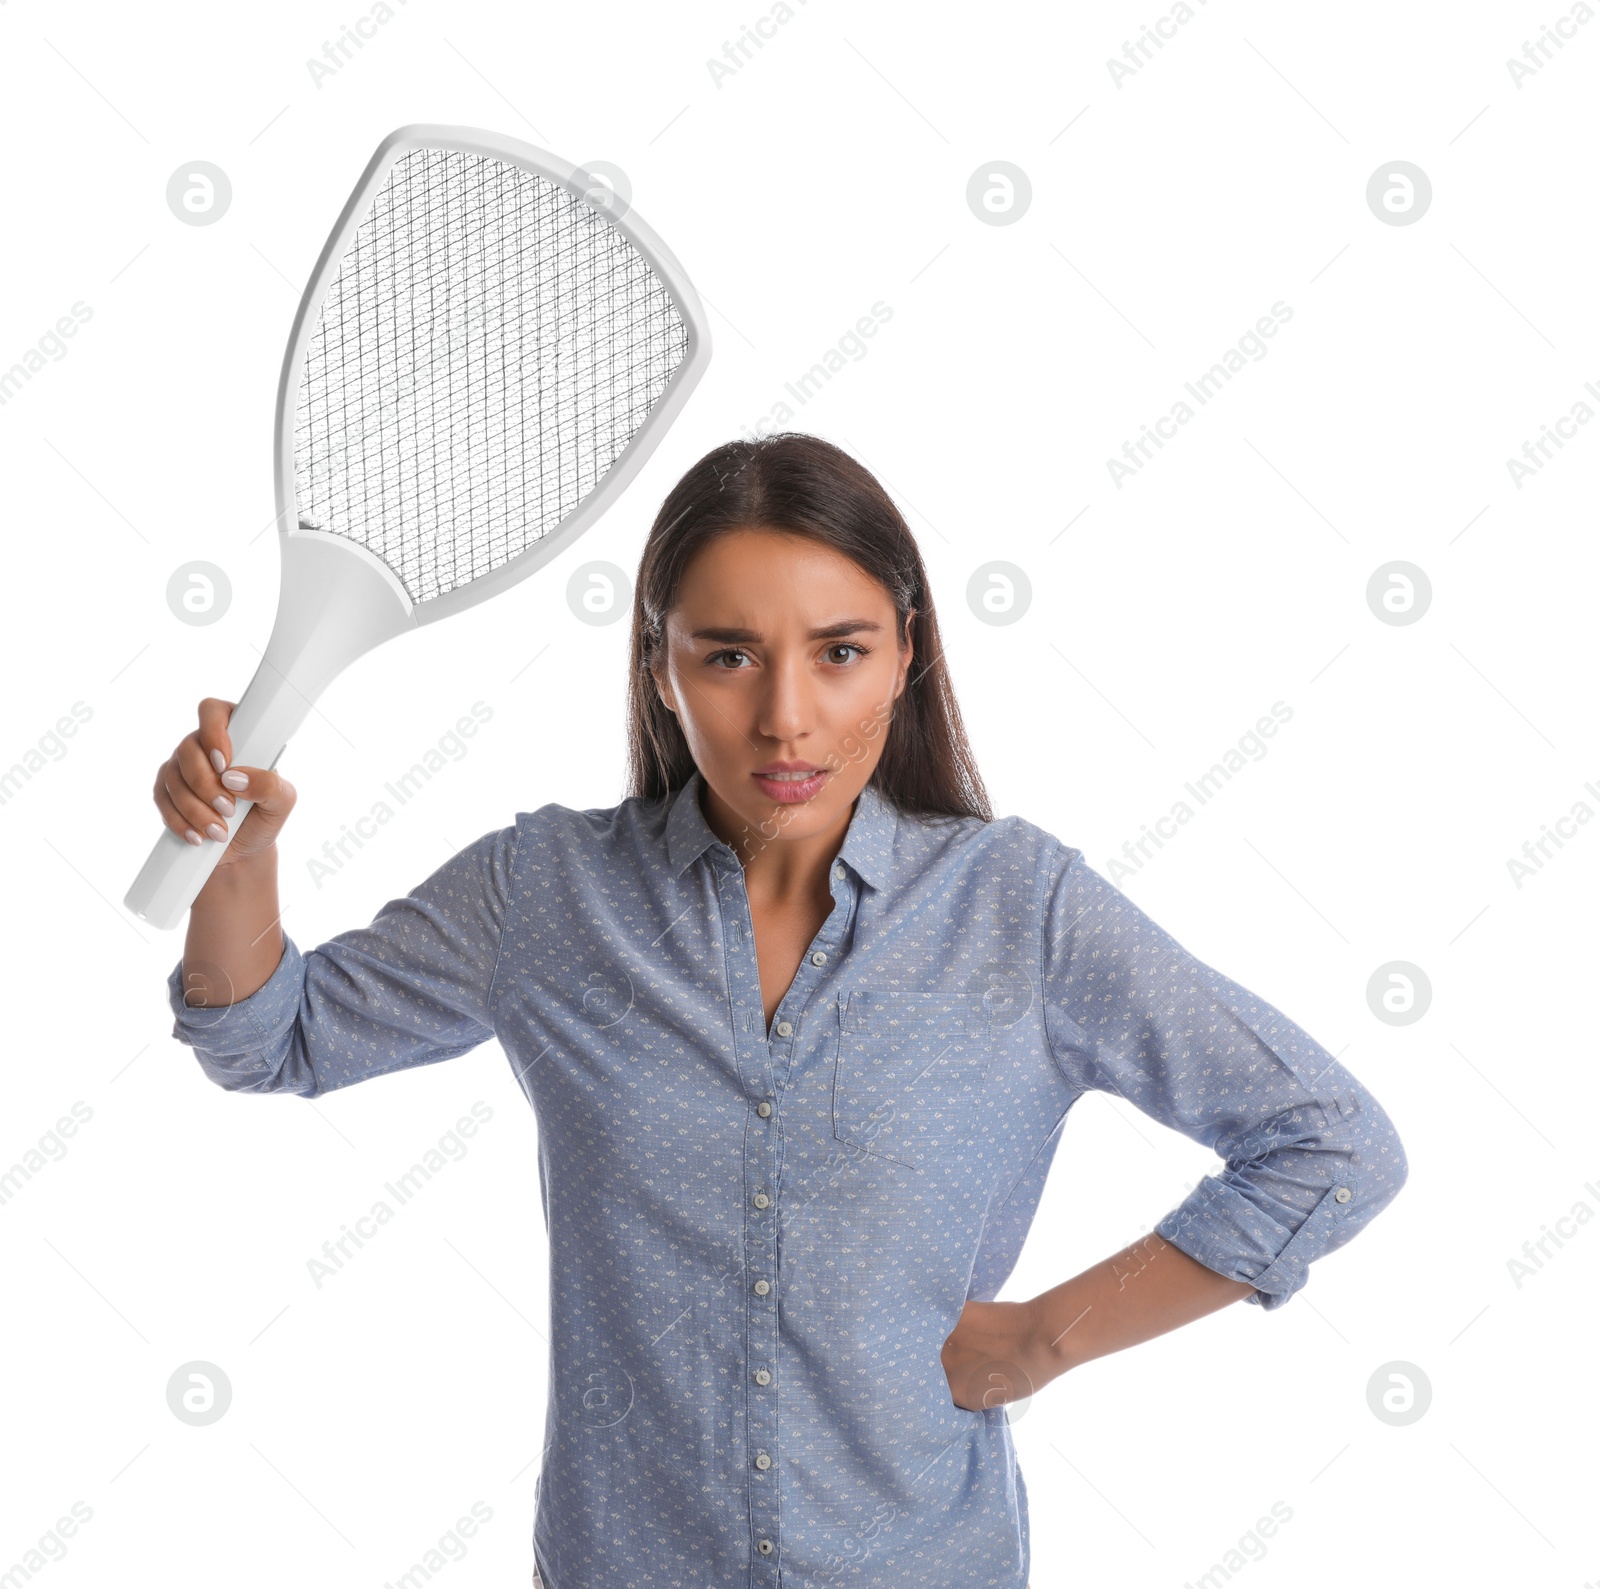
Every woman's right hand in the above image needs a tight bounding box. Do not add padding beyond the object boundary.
[153,697,298,868]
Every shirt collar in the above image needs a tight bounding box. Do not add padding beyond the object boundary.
[664,768,897,890]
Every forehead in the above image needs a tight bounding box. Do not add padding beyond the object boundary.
[672,529,890,615]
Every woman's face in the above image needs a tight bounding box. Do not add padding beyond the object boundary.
[652,526,912,859]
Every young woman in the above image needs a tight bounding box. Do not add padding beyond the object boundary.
[157,433,1407,1589]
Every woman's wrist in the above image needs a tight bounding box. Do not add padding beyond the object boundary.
[1027,1287,1088,1378]
[207,842,280,885]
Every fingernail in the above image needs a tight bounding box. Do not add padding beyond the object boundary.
[209,749,227,775]
[220,770,248,792]
[212,795,235,817]
[183,829,204,846]
[205,822,228,842]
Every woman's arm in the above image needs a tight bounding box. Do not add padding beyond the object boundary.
[183,848,287,1006]
[939,837,1413,1408]
[153,697,297,1007]
[167,826,517,1098]
[1033,1228,1258,1368]
[943,1232,1255,1409]
[155,699,518,1098]
[1036,840,1409,1315]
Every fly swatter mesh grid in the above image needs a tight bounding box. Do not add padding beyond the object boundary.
[294,147,688,605]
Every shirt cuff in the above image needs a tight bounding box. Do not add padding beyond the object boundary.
[166,937,308,1091]
[1154,1171,1361,1311]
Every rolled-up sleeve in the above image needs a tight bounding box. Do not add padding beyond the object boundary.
[166,823,518,1099]
[1039,841,1408,1309]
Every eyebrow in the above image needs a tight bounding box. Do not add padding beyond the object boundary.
[689,619,886,643]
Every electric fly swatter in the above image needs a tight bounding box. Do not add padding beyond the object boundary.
[124,124,711,929]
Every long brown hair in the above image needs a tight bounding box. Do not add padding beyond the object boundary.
[625,432,991,822]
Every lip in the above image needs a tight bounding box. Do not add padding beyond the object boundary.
[751,764,830,804]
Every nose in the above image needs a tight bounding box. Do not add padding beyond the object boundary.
[755,647,812,746]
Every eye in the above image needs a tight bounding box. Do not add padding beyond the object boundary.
[825,643,869,665]
[706,647,752,669]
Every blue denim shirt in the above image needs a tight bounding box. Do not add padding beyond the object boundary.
[167,769,1407,1588]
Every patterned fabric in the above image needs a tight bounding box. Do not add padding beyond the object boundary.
[168,770,1407,1588]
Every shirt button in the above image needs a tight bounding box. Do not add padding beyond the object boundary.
[756,1100,772,1118]
[810,951,827,966]
[757,1540,774,1556]
[753,1192,770,1209]
[754,1368,771,1385]
[775,1020,793,1037]
[834,864,845,880]
[1334,1186,1352,1203]
[755,1451,772,1470]
[754,1279,770,1295]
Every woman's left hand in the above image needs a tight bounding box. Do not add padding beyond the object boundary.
[940,1297,1063,1412]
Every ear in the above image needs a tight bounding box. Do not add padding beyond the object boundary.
[893,609,916,700]
[651,658,678,718]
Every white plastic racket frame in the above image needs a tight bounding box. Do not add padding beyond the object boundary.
[124,124,711,930]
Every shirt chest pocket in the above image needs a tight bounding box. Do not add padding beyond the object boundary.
[832,989,993,1169]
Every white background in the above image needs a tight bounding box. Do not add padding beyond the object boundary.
[1,1,1596,1585]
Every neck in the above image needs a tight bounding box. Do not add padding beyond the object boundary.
[699,780,852,904]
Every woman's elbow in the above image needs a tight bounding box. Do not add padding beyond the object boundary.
[190,1039,321,1098]
[1354,1087,1409,1219]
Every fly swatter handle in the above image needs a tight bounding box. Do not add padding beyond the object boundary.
[123,531,415,931]
[122,659,315,931]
